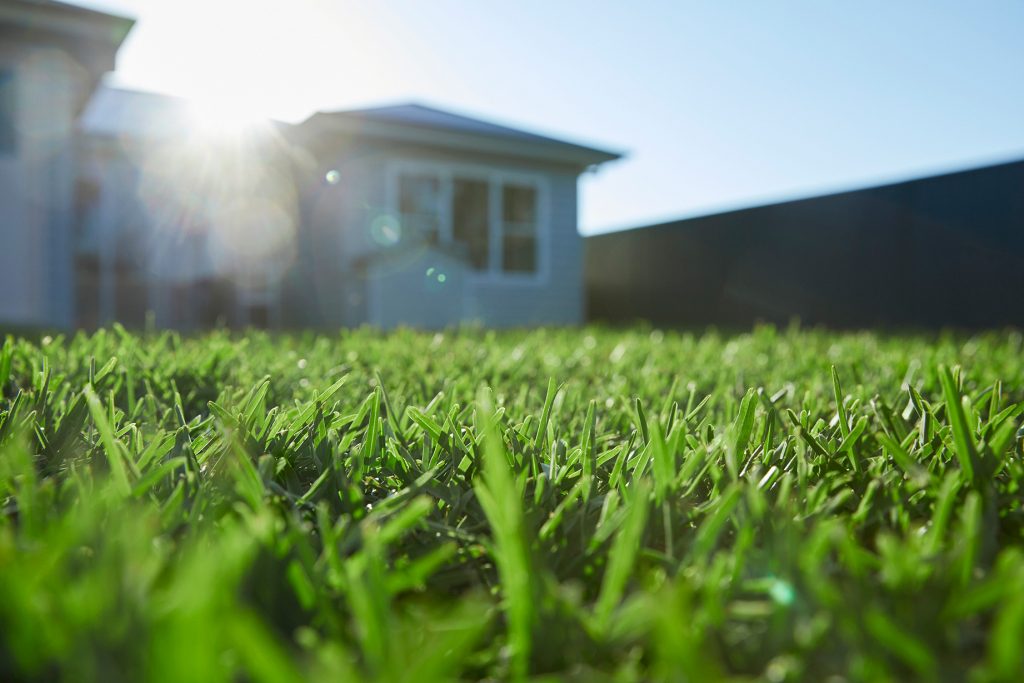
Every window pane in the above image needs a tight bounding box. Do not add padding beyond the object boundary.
[503,184,536,224]
[398,173,441,244]
[502,234,536,273]
[452,178,489,270]
[0,69,15,154]
[502,184,537,273]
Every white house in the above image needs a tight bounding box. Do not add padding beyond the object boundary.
[0,0,132,329]
[290,104,621,328]
[2,0,622,331]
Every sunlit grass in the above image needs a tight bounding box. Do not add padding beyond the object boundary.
[1,326,1023,681]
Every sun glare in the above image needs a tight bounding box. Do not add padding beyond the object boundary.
[187,97,270,140]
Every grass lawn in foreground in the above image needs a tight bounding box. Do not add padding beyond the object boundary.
[1,326,1023,682]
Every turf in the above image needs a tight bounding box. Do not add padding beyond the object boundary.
[1,326,1023,682]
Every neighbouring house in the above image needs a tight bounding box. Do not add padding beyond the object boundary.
[290,104,620,328]
[1,0,622,331]
[586,158,1024,329]
[0,0,132,329]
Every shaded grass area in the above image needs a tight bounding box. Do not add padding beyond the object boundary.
[1,325,1023,682]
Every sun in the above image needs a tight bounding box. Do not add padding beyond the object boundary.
[186,96,271,141]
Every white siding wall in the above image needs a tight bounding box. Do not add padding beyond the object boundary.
[366,248,467,329]
[0,47,85,328]
[302,146,390,326]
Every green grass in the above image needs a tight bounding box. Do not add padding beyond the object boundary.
[1,325,1023,682]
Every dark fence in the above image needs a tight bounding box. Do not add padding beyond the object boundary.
[586,159,1024,329]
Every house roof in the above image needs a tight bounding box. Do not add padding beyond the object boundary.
[0,1,134,45]
[325,103,591,146]
[79,84,292,139]
[79,85,192,138]
[300,102,623,169]
[30,1,130,21]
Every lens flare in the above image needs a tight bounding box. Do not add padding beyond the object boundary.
[186,97,270,141]
[129,104,300,296]
[370,214,401,246]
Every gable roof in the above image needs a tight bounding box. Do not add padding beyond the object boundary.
[299,102,622,169]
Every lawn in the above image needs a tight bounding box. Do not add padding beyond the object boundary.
[1,326,1023,682]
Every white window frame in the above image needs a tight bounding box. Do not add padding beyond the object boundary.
[385,160,551,286]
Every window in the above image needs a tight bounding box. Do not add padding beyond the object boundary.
[392,164,544,279]
[398,173,442,245]
[0,69,15,154]
[502,184,538,273]
[452,178,489,270]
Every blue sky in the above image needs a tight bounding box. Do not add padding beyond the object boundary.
[79,0,1024,233]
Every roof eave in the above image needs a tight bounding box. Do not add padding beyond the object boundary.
[299,113,623,169]
[0,2,135,48]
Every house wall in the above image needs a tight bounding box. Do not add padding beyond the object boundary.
[294,139,584,329]
[586,159,1024,329]
[0,44,87,329]
[366,247,467,329]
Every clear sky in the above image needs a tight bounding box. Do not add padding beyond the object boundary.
[77,0,1024,234]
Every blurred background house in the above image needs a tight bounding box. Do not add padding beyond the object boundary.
[74,91,619,330]
[293,105,618,328]
[1,1,620,332]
